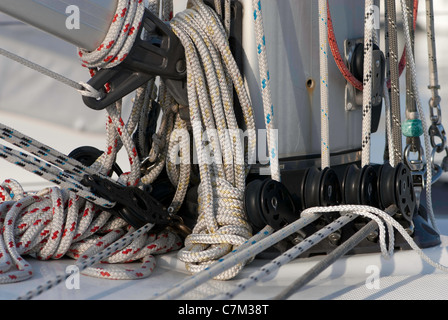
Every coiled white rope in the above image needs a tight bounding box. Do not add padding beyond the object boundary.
[0,180,182,287]
[170,0,257,280]
[17,222,178,299]
[78,0,145,69]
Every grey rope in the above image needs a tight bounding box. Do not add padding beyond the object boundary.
[273,206,398,300]
[386,0,403,166]
[0,48,104,100]
[383,0,391,162]
[425,0,441,108]
[405,0,421,153]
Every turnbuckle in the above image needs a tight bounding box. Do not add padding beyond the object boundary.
[82,8,188,110]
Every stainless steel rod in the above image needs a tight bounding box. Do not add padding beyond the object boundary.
[273,220,379,300]
[0,0,118,51]
[274,206,398,300]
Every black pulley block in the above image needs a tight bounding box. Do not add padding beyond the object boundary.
[81,174,169,229]
[82,8,188,110]
[375,163,416,219]
[303,167,341,209]
[244,178,297,231]
[350,42,384,133]
[342,164,379,207]
[68,146,123,177]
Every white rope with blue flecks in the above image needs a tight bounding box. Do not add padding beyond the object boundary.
[318,0,331,169]
[252,0,280,181]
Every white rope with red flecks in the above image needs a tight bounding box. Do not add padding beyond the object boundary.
[78,0,145,69]
[0,178,182,287]
[78,0,148,187]
[0,0,186,293]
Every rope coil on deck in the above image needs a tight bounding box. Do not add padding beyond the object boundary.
[0,0,185,288]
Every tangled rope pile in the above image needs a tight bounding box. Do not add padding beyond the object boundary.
[0,0,185,286]
[0,179,181,285]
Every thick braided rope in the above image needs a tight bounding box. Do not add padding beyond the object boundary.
[78,0,145,69]
[106,104,141,186]
[386,0,403,167]
[405,0,416,114]
[176,13,235,184]
[318,0,331,169]
[361,0,375,167]
[142,86,177,185]
[174,9,245,188]
[170,0,255,280]
[252,0,280,181]
[18,223,181,299]
[0,180,182,288]
[166,114,191,213]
